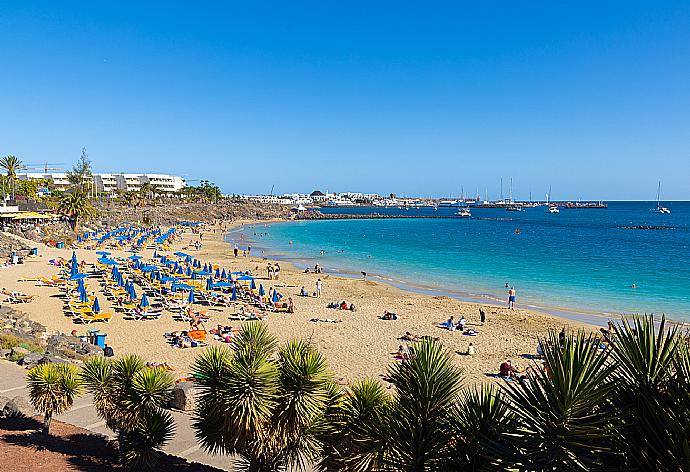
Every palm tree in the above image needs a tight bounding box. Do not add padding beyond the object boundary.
[57,190,95,231]
[81,355,175,470]
[0,154,26,199]
[609,315,690,470]
[497,330,620,470]
[192,323,339,471]
[27,363,82,435]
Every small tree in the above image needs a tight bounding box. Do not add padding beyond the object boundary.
[81,355,175,470]
[0,154,26,199]
[27,363,82,435]
[67,148,93,191]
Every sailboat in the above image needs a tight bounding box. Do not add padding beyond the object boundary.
[457,186,471,217]
[546,185,559,213]
[651,181,671,214]
[505,178,522,211]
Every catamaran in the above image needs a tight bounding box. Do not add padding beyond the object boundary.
[651,181,671,214]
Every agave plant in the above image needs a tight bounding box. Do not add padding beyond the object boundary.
[26,363,82,435]
[609,315,690,470]
[498,330,619,471]
[192,323,339,471]
[81,355,175,470]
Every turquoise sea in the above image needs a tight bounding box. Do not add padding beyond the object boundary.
[228,202,690,323]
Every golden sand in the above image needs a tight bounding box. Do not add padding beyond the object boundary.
[1,223,597,385]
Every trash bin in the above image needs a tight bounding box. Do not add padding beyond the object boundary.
[56,242,65,249]
[29,248,38,256]
[94,333,107,349]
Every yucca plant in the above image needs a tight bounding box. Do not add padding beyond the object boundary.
[27,363,82,435]
[318,379,391,472]
[609,315,690,470]
[498,330,619,471]
[81,355,175,470]
[443,385,514,471]
[382,338,464,471]
[192,323,339,471]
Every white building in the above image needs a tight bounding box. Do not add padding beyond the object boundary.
[18,172,186,194]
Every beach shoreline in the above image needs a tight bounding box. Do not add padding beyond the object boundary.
[0,220,601,386]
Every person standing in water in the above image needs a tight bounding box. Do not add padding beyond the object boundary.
[508,287,517,309]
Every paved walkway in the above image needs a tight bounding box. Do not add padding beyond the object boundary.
[0,360,232,470]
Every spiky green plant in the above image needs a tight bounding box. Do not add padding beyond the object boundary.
[318,378,391,472]
[81,355,175,470]
[498,330,619,471]
[443,385,514,471]
[382,338,464,471]
[27,363,82,435]
[609,315,690,470]
[192,323,339,471]
[57,190,95,231]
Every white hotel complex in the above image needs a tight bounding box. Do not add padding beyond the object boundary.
[17,172,186,194]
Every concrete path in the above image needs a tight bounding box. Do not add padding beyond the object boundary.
[0,360,233,470]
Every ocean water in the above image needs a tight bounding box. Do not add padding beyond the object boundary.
[228,202,690,322]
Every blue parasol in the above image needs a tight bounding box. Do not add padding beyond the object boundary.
[230,285,237,301]
[215,267,220,278]
[272,290,281,303]
[206,277,214,291]
[92,297,101,313]
[79,287,89,303]
[258,284,265,297]
[250,279,256,290]
[187,289,195,304]
[221,268,227,279]
[140,293,150,308]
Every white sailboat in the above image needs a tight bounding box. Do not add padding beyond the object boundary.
[457,186,471,217]
[546,185,559,213]
[651,181,671,214]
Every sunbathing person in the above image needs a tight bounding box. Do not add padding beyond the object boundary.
[499,359,516,378]
[440,316,456,331]
[339,301,349,310]
[400,331,421,342]
[381,311,399,320]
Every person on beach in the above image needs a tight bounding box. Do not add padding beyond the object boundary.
[316,279,323,297]
[508,287,516,309]
[267,263,273,280]
[479,307,486,325]
[233,243,239,257]
[467,343,475,356]
[499,359,516,378]
[274,263,281,280]
[300,286,308,297]
[247,245,251,255]
[287,297,294,313]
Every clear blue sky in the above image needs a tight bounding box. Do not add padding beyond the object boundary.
[1,1,689,199]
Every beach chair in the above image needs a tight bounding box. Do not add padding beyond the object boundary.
[75,312,112,324]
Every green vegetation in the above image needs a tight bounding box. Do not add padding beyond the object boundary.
[0,332,45,353]
[27,363,82,435]
[0,154,26,199]
[80,354,175,470]
[57,190,96,230]
[192,323,339,471]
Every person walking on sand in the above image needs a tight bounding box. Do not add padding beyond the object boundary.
[233,243,239,258]
[316,278,323,297]
[479,307,486,325]
[508,287,517,309]
[274,263,281,280]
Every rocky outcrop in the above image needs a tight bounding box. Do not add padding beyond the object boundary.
[168,382,196,411]
[2,396,35,418]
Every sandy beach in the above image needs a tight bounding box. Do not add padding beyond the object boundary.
[0,221,597,385]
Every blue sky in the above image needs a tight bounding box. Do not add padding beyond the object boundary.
[1,1,689,199]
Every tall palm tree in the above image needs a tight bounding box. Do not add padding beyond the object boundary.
[192,323,339,471]
[27,363,82,435]
[609,315,690,470]
[0,154,26,199]
[57,190,95,231]
[497,330,619,471]
[81,355,175,470]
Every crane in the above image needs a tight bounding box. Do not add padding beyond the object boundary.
[25,162,65,173]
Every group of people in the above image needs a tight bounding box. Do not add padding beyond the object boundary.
[327,300,355,311]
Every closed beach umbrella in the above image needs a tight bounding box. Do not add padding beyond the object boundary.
[71,251,77,265]
[140,293,150,308]
[79,287,89,304]
[258,284,265,297]
[250,279,256,290]
[272,290,280,303]
[221,268,227,280]
[92,297,101,313]
[187,290,195,304]
[206,277,214,291]
[215,267,220,278]
[77,278,85,292]
[129,284,137,300]
[230,286,237,301]
[186,266,192,277]
[153,250,157,258]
